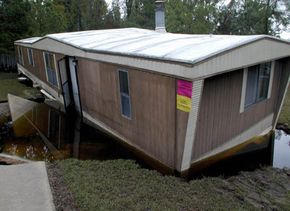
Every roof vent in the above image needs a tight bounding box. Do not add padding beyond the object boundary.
[155,0,166,33]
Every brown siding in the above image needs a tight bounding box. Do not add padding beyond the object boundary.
[15,45,63,92]
[274,58,290,122]
[175,109,189,170]
[77,58,176,167]
[192,60,283,161]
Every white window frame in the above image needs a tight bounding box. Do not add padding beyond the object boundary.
[27,48,34,66]
[117,69,132,119]
[43,52,59,88]
[240,61,275,113]
[17,46,24,65]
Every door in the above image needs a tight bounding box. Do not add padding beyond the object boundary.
[69,57,82,114]
[58,58,72,109]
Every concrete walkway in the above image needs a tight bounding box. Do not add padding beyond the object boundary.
[0,162,55,211]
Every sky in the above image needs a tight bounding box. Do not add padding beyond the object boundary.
[104,0,290,40]
[280,30,290,40]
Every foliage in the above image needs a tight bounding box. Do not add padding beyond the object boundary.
[166,0,219,34]
[26,0,67,36]
[57,159,290,210]
[123,0,155,29]
[0,0,30,54]
[216,0,290,35]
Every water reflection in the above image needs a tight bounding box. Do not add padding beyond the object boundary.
[1,101,134,162]
[273,130,290,169]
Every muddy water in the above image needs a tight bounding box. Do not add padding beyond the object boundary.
[0,102,136,163]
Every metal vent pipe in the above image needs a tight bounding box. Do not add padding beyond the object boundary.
[155,0,166,33]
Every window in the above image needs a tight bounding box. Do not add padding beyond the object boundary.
[244,62,272,108]
[118,70,131,118]
[27,48,34,66]
[44,52,58,87]
[17,46,23,65]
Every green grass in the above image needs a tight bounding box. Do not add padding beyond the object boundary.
[278,86,290,125]
[0,73,40,101]
[58,159,290,211]
[0,72,18,80]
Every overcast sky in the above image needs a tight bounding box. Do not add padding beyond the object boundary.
[104,0,290,40]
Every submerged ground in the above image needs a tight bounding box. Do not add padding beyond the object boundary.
[1,72,290,210]
[0,73,39,102]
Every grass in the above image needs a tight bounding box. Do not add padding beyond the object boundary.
[0,72,18,80]
[278,86,290,125]
[0,73,40,102]
[58,159,290,211]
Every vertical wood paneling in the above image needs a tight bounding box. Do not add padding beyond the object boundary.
[77,58,176,167]
[15,45,63,92]
[273,59,290,124]
[192,59,284,161]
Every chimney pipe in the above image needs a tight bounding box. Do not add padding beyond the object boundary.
[155,0,166,33]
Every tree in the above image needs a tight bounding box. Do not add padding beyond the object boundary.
[166,0,219,34]
[75,0,107,30]
[26,0,67,36]
[106,0,122,28]
[123,0,155,29]
[216,0,290,35]
[0,0,30,54]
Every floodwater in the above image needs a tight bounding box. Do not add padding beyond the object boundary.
[0,102,136,163]
[0,101,290,176]
[273,130,290,169]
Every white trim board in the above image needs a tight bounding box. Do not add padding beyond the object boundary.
[180,80,204,172]
[240,68,248,113]
[267,61,275,99]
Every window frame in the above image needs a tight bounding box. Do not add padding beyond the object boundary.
[27,48,34,67]
[240,61,275,113]
[17,46,24,65]
[43,52,59,88]
[117,69,132,119]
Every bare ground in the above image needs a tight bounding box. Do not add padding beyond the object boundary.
[46,163,80,211]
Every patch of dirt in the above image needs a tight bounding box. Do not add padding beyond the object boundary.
[216,168,290,210]
[46,163,80,211]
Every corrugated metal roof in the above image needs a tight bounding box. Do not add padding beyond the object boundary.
[15,28,290,65]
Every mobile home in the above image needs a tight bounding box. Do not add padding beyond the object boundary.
[14,20,290,174]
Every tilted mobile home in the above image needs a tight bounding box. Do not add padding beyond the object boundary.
[14,27,290,174]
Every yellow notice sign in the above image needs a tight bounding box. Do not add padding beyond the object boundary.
[177,95,192,112]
